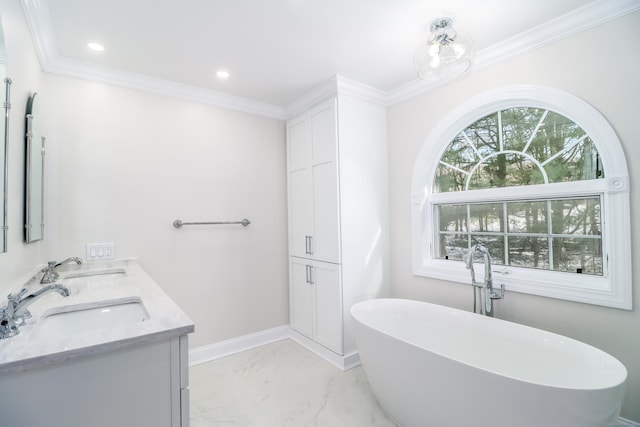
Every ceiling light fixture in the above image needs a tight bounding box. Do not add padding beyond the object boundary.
[87,42,104,52]
[414,17,473,82]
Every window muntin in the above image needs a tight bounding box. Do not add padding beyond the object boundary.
[434,108,604,193]
[411,85,631,309]
[432,107,604,277]
[435,196,603,275]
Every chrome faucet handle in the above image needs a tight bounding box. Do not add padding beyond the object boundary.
[42,260,58,271]
[41,261,60,284]
[8,287,29,301]
[7,288,28,311]
[1,289,30,338]
[7,288,32,323]
[489,284,505,300]
[0,306,20,339]
[41,257,83,284]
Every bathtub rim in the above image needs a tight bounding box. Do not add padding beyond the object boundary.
[351,297,628,392]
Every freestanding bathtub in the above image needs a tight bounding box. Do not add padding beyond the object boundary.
[351,298,627,427]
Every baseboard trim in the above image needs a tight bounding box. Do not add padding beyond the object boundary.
[288,329,360,371]
[189,325,289,366]
[189,325,361,371]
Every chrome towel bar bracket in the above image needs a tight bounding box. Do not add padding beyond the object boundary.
[173,218,251,228]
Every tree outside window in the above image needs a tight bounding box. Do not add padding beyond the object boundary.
[434,107,604,275]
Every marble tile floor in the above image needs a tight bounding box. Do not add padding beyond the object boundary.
[189,338,397,427]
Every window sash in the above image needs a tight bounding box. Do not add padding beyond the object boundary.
[411,85,631,310]
[434,195,604,276]
[426,178,606,205]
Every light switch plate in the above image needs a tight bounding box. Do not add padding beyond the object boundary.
[86,242,115,261]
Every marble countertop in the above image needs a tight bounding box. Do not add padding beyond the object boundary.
[0,259,194,374]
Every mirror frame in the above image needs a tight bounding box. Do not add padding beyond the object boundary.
[1,78,10,252]
[25,92,44,243]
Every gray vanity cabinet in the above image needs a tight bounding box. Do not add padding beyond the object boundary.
[0,335,190,427]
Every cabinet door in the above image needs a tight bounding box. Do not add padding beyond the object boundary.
[289,257,313,339]
[309,101,341,263]
[287,118,314,258]
[0,340,174,427]
[313,261,343,355]
[311,162,340,263]
[309,100,337,165]
[288,167,314,258]
[287,117,311,171]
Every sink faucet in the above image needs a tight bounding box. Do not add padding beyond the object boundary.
[41,257,83,284]
[0,284,71,339]
[464,244,504,317]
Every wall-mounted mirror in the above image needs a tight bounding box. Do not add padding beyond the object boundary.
[0,15,10,253]
[25,92,44,243]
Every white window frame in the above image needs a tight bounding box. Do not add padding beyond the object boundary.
[411,85,632,309]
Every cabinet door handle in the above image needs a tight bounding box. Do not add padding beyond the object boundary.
[305,235,314,255]
[305,265,315,285]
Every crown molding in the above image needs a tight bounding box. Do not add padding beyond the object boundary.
[19,0,286,119]
[386,0,640,105]
[46,55,287,119]
[474,0,640,71]
[284,75,387,119]
[335,75,388,106]
[20,0,58,69]
[283,76,339,119]
[20,0,640,118]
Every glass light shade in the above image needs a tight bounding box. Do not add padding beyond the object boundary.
[414,18,474,82]
[87,42,104,52]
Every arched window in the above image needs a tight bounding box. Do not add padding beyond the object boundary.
[411,86,631,309]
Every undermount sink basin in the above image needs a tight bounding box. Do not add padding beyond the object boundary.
[32,297,149,340]
[62,268,127,279]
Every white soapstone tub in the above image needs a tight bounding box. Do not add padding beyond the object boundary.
[351,298,627,427]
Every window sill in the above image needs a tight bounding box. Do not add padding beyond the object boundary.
[413,259,631,309]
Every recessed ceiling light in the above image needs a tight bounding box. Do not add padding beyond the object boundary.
[216,70,230,79]
[88,42,104,52]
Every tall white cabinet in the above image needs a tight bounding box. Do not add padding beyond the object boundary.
[287,100,341,264]
[286,82,390,370]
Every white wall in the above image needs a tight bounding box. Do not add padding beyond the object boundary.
[41,75,289,348]
[387,12,640,422]
[0,0,289,349]
[0,0,46,291]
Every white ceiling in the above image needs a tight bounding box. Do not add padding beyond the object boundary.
[21,0,640,116]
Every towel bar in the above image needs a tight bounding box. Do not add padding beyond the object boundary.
[173,218,251,228]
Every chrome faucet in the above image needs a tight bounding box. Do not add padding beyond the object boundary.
[464,244,504,317]
[41,257,83,284]
[0,284,71,339]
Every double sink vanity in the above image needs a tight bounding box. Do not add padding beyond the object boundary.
[0,258,194,427]
[0,12,193,427]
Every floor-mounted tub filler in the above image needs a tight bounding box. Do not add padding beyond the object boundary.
[351,298,627,427]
